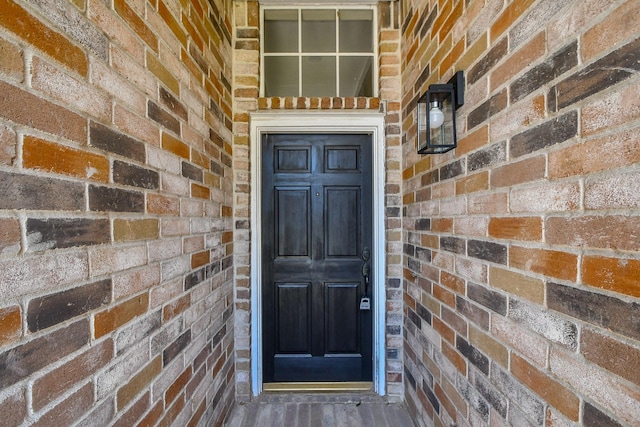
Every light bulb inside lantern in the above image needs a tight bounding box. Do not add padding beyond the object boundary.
[429,101,445,129]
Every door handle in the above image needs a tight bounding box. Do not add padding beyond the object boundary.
[361,262,370,295]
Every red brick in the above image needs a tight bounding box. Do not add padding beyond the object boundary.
[490,155,545,188]
[0,305,21,347]
[32,338,113,411]
[0,388,26,426]
[582,255,640,298]
[114,0,158,52]
[163,294,191,322]
[148,193,181,215]
[32,382,94,427]
[581,328,640,388]
[510,246,578,282]
[165,366,192,405]
[491,31,545,91]
[0,37,24,82]
[581,0,640,60]
[94,293,149,338]
[549,128,640,179]
[0,123,16,166]
[0,81,87,143]
[490,0,536,42]
[23,136,109,182]
[488,216,542,241]
[442,341,466,374]
[0,217,20,255]
[0,0,88,76]
[547,215,640,252]
[117,356,162,410]
[433,316,455,345]
[511,353,579,421]
[440,271,465,294]
[112,391,150,427]
[136,398,164,427]
[157,0,188,47]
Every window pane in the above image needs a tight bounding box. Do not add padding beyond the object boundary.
[301,10,335,53]
[340,56,373,97]
[264,57,299,97]
[302,56,336,97]
[339,10,373,53]
[264,9,298,53]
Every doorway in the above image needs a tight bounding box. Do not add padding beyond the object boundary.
[261,134,373,383]
[249,112,386,395]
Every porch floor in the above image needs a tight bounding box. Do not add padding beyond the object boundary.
[224,392,416,427]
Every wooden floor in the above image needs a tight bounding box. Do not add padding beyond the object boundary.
[224,393,416,427]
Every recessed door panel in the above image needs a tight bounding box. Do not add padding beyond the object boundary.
[325,187,359,257]
[276,283,311,353]
[276,188,310,257]
[325,282,359,353]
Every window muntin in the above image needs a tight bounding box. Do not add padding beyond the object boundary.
[261,6,377,97]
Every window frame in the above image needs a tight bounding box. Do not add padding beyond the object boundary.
[260,5,379,98]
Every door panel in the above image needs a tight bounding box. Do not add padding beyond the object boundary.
[276,283,311,353]
[276,188,310,257]
[262,133,373,383]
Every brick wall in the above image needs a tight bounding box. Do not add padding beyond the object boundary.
[401,0,640,426]
[0,0,234,426]
[231,0,406,400]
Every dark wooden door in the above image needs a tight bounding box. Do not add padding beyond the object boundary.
[262,133,373,383]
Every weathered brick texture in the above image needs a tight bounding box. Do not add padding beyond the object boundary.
[402,0,640,426]
[0,0,234,425]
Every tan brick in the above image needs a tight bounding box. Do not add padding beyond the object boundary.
[489,266,544,304]
[94,293,149,338]
[582,0,640,60]
[191,250,210,268]
[116,356,162,410]
[162,132,190,159]
[147,51,180,95]
[0,0,87,76]
[511,353,579,421]
[113,265,161,300]
[23,136,109,182]
[114,219,159,242]
[440,271,465,294]
[510,246,577,282]
[510,181,580,213]
[582,255,640,299]
[582,80,640,136]
[192,183,210,199]
[469,325,508,368]
[455,171,488,195]
[468,192,508,215]
[0,305,21,347]
[0,37,24,82]
[488,216,542,241]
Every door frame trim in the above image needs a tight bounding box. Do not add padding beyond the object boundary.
[249,111,386,396]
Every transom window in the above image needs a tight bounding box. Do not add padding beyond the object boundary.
[261,6,377,97]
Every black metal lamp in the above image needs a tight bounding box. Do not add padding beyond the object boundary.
[417,71,465,154]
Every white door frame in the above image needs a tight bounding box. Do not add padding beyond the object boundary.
[249,111,386,396]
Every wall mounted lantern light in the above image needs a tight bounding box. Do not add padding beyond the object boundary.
[417,70,465,154]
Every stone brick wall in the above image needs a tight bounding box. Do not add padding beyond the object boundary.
[0,0,235,426]
[401,0,640,426]
[231,0,405,400]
